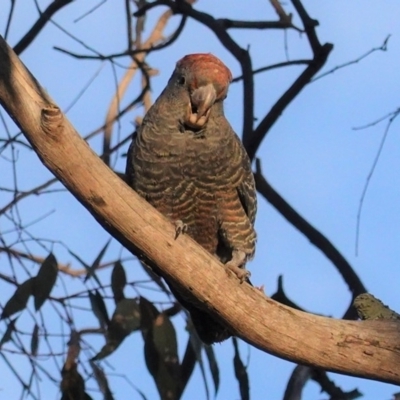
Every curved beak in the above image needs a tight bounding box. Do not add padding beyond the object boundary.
[185,84,216,129]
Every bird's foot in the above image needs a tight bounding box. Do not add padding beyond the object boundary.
[224,250,250,283]
[174,220,188,239]
[255,284,265,293]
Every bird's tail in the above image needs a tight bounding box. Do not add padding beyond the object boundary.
[169,284,231,345]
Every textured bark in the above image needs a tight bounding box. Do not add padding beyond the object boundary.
[1,36,400,385]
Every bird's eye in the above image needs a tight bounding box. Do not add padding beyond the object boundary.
[178,76,186,85]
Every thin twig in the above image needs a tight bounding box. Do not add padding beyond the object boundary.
[354,108,400,256]
[73,0,107,23]
[313,35,391,82]
[232,59,311,83]
[13,0,74,55]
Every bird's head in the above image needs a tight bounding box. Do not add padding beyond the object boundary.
[171,53,232,129]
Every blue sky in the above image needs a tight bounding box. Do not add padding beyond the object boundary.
[1,1,400,399]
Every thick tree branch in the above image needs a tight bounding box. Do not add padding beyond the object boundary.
[245,0,333,161]
[247,41,332,160]
[1,35,400,385]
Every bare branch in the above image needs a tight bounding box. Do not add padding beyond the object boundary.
[313,35,391,82]
[4,0,16,40]
[269,0,301,31]
[284,366,362,400]
[0,178,57,215]
[54,6,189,61]
[73,0,107,23]
[0,245,134,277]
[283,365,312,400]
[13,0,74,55]
[246,0,333,160]
[232,59,311,83]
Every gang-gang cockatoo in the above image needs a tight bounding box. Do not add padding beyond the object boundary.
[126,53,257,344]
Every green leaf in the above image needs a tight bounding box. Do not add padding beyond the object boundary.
[31,324,39,356]
[187,320,210,400]
[111,261,126,303]
[139,296,159,336]
[140,261,170,295]
[204,344,220,394]
[140,297,180,400]
[232,337,249,400]
[1,278,34,319]
[111,298,141,335]
[179,338,197,397]
[67,248,102,288]
[84,238,111,284]
[140,297,160,378]
[155,313,180,395]
[92,298,140,361]
[89,290,109,329]
[0,317,17,348]
[90,343,118,362]
[33,253,58,311]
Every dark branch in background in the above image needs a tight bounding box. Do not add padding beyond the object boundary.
[73,0,107,23]
[291,0,320,53]
[13,0,73,55]
[217,19,296,30]
[271,276,307,312]
[125,0,134,50]
[245,0,333,160]
[271,275,357,321]
[232,59,311,83]
[4,0,16,40]
[283,365,362,400]
[54,13,187,61]
[255,159,367,318]
[272,279,364,399]
[283,365,312,400]
[0,178,58,216]
[313,35,390,82]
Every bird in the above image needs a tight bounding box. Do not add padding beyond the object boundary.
[126,53,257,344]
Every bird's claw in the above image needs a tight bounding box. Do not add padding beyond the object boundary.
[225,263,251,283]
[224,250,250,283]
[174,220,188,239]
[255,284,265,293]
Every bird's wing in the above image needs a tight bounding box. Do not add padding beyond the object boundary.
[236,137,257,226]
[125,131,137,186]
